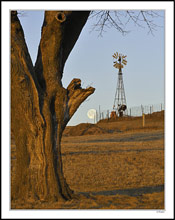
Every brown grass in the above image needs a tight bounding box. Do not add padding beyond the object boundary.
[11,111,164,209]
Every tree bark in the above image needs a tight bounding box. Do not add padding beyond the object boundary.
[11,10,94,203]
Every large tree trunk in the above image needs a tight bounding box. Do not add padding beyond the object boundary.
[11,11,94,203]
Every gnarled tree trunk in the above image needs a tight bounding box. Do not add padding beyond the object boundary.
[11,10,94,203]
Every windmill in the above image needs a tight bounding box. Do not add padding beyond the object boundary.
[111,52,127,117]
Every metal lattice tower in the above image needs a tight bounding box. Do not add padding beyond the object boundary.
[112,52,127,117]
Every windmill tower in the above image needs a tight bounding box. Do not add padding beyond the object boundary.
[111,52,127,117]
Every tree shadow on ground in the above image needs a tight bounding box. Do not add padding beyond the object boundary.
[78,184,164,197]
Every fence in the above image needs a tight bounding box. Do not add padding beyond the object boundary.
[95,103,164,123]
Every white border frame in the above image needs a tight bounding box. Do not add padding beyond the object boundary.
[1,1,174,219]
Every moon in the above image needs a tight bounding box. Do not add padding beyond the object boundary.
[87,109,96,119]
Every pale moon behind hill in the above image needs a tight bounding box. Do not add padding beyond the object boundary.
[87,109,96,119]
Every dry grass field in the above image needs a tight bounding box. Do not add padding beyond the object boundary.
[11,111,164,209]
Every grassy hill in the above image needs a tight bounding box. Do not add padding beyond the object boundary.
[63,110,164,137]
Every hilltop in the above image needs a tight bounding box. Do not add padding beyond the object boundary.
[63,110,164,137]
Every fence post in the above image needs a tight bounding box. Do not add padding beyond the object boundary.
[102,112,104,120]
[142,113,145,127]
[96,111,98,123]
[99,105,101,121]
[107,110,109,120]
[141,105,144,115]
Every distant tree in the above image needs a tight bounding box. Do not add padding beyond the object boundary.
[11,10,163,203]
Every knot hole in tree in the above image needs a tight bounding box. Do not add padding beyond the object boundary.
[55,12,66,23]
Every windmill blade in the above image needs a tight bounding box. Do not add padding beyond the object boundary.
[113,63,118,68]
[113,63,120,68]
[114,63,124,69]
[122,59,127,62]
[113,52,118,58]
[113,53,117,58]
[122,60,127,64]
[122,59,127,63]
[122,58,127,62]
[113,52,119,59]
[122,55,127,59]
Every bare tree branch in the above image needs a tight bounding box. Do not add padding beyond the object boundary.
[89,10,164,36]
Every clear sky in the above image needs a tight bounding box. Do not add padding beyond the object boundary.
[18,10,165,126]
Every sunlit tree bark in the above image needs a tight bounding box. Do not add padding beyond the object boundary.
[11,10,94,202]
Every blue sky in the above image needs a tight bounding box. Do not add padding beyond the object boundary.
[18,10,165,125]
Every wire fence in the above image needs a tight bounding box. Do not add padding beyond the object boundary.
[95,103,165,123]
